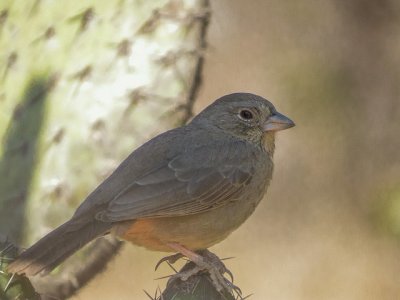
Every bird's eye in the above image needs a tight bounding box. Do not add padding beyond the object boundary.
[239,109,254,120]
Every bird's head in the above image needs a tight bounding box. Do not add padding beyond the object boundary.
[190,93,295,151]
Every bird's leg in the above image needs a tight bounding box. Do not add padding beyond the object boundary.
[163,242,239,294]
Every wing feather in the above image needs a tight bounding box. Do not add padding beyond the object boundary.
[97,140,256,222]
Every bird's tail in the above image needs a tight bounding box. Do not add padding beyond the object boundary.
[7,218,112,276]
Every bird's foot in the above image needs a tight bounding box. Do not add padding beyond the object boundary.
[177,249,239,294]
[161,243,240,295]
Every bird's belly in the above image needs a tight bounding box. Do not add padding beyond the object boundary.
[113,198,260,252]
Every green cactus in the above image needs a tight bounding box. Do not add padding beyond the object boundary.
[1,0,217,298]
[0,75,52,243]
[0,236,40,300]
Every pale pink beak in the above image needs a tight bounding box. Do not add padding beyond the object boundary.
[263,112,295,132]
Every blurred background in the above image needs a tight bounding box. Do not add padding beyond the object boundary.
[1,0,400,299]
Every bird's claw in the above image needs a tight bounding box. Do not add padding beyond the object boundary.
[155,253,184,271]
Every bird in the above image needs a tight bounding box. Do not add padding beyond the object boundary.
[8,92,294,290]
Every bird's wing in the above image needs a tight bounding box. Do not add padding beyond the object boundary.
[96,140,256,222]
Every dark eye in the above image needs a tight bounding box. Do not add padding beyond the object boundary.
[239,109,254,120]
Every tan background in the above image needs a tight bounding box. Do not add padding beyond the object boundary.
[75,0,400,299]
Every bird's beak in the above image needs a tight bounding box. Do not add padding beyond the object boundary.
[263,112,295,132]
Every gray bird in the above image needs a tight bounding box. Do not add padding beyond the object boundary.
[8,93,294,290]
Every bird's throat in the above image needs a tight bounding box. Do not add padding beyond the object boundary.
[262,132,275,156]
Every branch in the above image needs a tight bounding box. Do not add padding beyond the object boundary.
[31,237,123,300]
[180,0,211,125]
